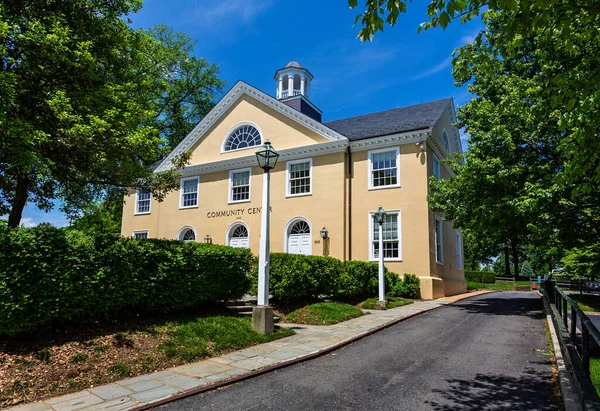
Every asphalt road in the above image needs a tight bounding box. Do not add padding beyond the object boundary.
[160,292,559,410]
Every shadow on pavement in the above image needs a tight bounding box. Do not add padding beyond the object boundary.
[450,295,544,320]
[426,367,558,410]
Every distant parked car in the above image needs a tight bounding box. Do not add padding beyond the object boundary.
[584,282,600,293]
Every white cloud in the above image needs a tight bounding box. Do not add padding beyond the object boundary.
[20,217,38,228]
[460,27,482,45]
[409,55,453,81]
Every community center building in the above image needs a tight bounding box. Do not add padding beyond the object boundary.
[120,61,466,299]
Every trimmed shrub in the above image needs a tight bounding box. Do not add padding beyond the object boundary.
[0,224,252,336]
[465,271,496,283]
[400,273,421,299]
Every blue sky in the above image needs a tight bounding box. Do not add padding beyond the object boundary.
[18,0,481,227]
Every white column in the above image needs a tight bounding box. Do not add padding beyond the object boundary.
[278,76,283,99]
[305,80,310,98]
[378,222,385,303]
[257,170,271,306]
[300,76,306,96]
[288,74,294,97]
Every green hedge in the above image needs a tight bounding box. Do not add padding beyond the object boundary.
[465,271,496,283]
[249,254,420,300]
[0,224,252,336]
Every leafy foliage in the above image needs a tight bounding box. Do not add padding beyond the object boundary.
[561,244,600,281]
[0,224,253,336]
[0,2,223,227]
[464,271,496,284]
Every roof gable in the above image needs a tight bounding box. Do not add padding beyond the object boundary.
[154,81,347,173]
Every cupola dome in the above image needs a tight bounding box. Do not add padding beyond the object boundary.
[274,61,313,100]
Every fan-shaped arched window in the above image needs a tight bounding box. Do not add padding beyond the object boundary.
[227,222,249,248]
[178,227,196,242]
[224,124,261,152]
[441,130,450,152]
[290,221,310,235]
[231,225,248,238]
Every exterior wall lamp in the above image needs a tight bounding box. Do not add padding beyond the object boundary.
[374,205,387,305]
[320,226,329,239]
[204,234,212,244]
[253,140,279,335]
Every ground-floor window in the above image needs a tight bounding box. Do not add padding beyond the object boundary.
[227,222,249,248]
[132,230,149,240]
[456,230,462,269]
[178,226,196,242]
[435,216,444,264]
[286,218,312,255]
[370,211,401,261]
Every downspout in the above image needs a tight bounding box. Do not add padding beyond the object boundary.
[347,146,352,260]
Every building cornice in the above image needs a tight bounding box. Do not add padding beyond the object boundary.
[178,139,348,176]
[349,129,431,152]
[155,81,347,173]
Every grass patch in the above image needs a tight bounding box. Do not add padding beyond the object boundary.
[69,354,89,364]
[467,281,531,291]
[590,358,600,397]
[159,316,294,361]
[361,297,414,310]
[569,294,600,313]
[286,302,363,325]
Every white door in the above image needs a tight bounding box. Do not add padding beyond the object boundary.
[287,220,311,255]
[229,224,249,248]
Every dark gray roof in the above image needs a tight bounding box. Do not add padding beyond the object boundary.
[285,60,303,69]
[324,98,452,140]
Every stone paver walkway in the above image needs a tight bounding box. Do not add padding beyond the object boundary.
[9,292,490,411]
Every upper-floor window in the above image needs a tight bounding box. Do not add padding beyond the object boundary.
[180,177,199,208]
[435,215,444,264]
[441,130,450,152]
[433,154,441,179]
[370,211,401,261]
[133,230,149,240]
[135,190,151,214]
[223,123,261,152]
[368,147,400,190]
[287,158,312,197]
[456,230,463,270]
[229,168,251,203]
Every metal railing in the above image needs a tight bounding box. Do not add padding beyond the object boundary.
[544,281,600,373]
[279,89,302,99]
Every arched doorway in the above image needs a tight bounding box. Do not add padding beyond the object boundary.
[227,222,249,248]
[178,226,196,242]
[285,218,312,255]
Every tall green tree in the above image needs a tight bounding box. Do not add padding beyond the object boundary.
[0,2,223,228]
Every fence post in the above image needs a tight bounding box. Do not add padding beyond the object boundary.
[571,305,577,343]
[563,297,568,329]
[583,325,590,375]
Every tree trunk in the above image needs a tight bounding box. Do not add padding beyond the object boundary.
[7,171,28,228]
[512,239,520,279]
[504,245,511,277]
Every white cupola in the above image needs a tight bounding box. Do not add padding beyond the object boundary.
[274,61,313,100]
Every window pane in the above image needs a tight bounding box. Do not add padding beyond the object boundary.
[231,171,250,201]
[137,191,150,213]
[371,150,397,187]
[181,178,198,207]
[289,161,311,195]
[372,213,399,259]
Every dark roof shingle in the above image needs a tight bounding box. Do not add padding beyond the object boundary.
[324,98,452,140]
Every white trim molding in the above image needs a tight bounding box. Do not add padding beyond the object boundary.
[286,158,313,198]
[368,146,401,190]
[154,81,348,173]
[177,225,197,242]
[368,209,402,262]
[179,176,200,209]
[228,167,252,204]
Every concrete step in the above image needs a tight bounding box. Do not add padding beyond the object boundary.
[226,305,254,313]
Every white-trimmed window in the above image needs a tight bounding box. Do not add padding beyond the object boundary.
[180,177,199,208]
[456,230,463,270]
[135,190,151,215]
[369,211,402,261]
[441,130,450,152]
[178,226,196,242]
[223,123,262,152]
[286,158,312,197]
[433,154,441,179]
[229,168,251,203]
[435,215,444,264]
[368,147,400,189]
[132,230,149,240]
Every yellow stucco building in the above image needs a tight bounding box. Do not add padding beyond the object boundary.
[121,62,466,300]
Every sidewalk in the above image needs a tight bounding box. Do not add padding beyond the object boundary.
[9,290,492,411]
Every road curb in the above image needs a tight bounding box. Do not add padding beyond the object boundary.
[132,293,488,410]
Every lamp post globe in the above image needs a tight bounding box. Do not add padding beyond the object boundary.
[374,205,387,305]
[253,140,279,335]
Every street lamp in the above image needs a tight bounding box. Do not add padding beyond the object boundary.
[253,140,279,334]
[319,227,328,239]
[204,234,212,244]
[374,205,387,305]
